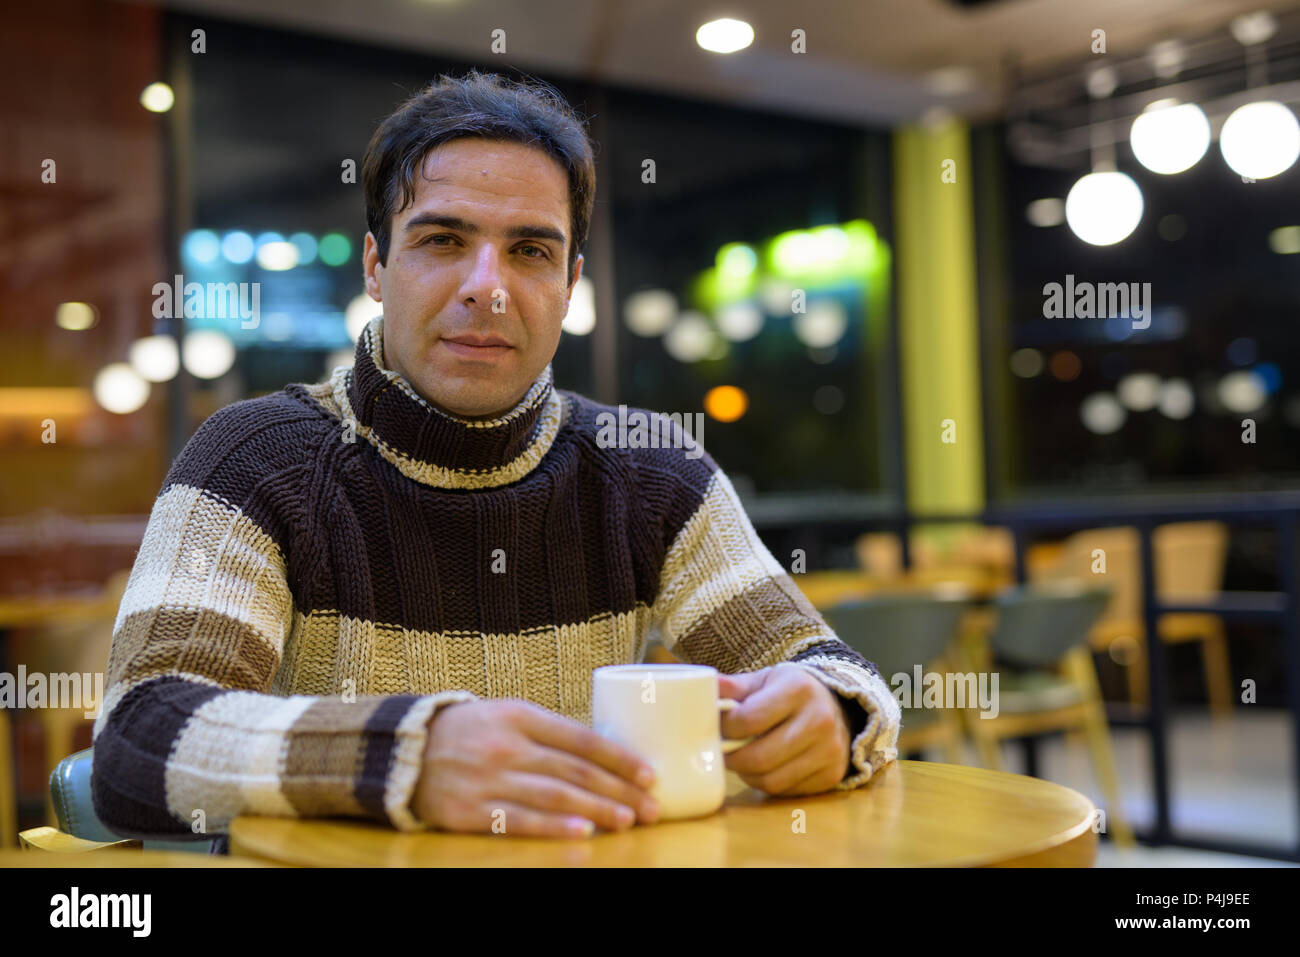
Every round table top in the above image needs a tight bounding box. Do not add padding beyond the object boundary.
[0,849,273,868]
[229,761,1097,867]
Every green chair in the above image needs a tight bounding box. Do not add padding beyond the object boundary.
[823,590,972,762]
[960,582,1136,848]
[19,748,217,854]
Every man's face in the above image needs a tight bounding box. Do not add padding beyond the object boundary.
[362,138,582,418]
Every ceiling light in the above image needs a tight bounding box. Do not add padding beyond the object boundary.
[1130,101,1210,174]
[696,18,753,54]
[1066,171,1143,245]
[1220,101,1300,179]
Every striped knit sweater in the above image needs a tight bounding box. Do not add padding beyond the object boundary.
[91,315,900,841]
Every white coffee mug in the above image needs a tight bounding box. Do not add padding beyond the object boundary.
[592,663,754,822]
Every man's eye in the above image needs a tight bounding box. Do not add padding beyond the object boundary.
[421,234,454,247]
[519,245,547,259]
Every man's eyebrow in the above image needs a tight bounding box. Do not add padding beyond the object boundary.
[403,213,566,246]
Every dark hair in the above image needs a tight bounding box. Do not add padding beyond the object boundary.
[362,69,596,282]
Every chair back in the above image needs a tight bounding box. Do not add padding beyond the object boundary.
[1154,521,1228,599]
[823,591,971,681]
[854,532,903,579]
[51,748,216,853]
[1034,522,1228,627]
[988,584,1111,669]
[51,748,122,844]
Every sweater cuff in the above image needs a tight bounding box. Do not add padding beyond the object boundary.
[793,661,901,790]
[389,690,479,831]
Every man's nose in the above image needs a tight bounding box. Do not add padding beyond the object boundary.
[460,243,507,310]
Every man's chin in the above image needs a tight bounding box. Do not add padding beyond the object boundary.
[417,377,530,420]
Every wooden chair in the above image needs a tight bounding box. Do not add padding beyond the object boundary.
[853,527,1015,598]
[958,583,1136,848]
[1030,523,1232,717]
[855,532,905,580]
[18,748,217,854]
[823,591,972,764]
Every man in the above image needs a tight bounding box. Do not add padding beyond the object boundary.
[91,69,900,845]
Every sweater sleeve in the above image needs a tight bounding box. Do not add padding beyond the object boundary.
[648,464,901,790]
[90,398,476,841]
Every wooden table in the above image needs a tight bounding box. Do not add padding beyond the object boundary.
[795,569,1009,611]
[0,849,275,867]
[229,761,1097,867]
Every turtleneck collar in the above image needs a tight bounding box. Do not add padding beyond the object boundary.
[330,316,564,490]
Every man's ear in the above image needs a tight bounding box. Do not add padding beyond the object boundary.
[566,253,584,301]
[363,231,384,302]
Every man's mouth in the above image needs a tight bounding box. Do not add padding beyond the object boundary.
[441,334,514,360]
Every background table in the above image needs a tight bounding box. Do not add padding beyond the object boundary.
[229,760,1097,867]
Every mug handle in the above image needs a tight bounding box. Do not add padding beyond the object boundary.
[718,698,755,754]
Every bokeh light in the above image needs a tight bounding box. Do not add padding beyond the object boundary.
[318,233,352,266]
[183,230,221,265]
[139,82,174,113]
[94,363,150,413]
[696,18,754,54]
[1065,171,1143,246]
[1081,393,1126,434]
[345,293,379,342]
[1009,348,1044,378]
[55,302,97,331]
[624,289,677,337]
[1049,350,1082,382]
[793,300,847,348]
[561,277,596,335]
[1220,101,1300,180]
[221,231,255,264]
[182,330,236,379]
[703,385,748,422]
[1130,100,1210,175]
[664,312,717,363]
[128,335,180,382]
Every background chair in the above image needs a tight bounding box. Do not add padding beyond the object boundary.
[1030,522,1232,716]
[958,583,1136,848]
[18,748,217,854]
[853,526,1015,597]
[823,591,972,763]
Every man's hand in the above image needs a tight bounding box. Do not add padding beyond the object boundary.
[412,699,660,838]
[718,663,852,796]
